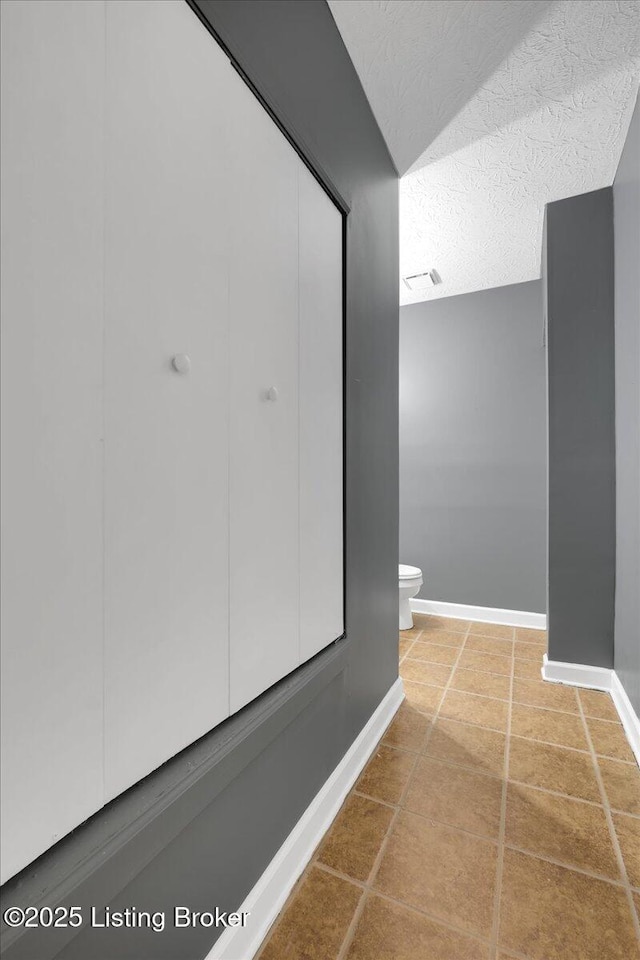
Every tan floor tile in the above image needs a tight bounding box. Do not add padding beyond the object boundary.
[613,812,640,888]
[505,783,619,879]
[399,638,413,659]
[579,688,619,722]
[450,667,510,700]
[383,703,430,752]
[400,626,422,641]
[512,678,579,714]
[587,717,636,763]
[415,614,469,634]
[259,866,362,960]
[513,641,544,662]
[510,703,587,750]
[598,756,640,815]
[414,629,466,648]
[403,680,444,716]
[346,893,489,960]
[405,641,459,665]
[317,794,393,882]
[499,849,640,960]
[515,627,547,644]
[440,690,509,732]
[356,744,415,806]
[513,658,543,681]
[404,756,503,839]
[373,811,497,939]
[635,890,640,919]
[465,636,514,657]
[457,649,512,677]
[508,737,600,802]
[400,658,452,687]
[469,622,514,640]
[425,719,506,777]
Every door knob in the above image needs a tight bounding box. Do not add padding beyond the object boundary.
[265,386,278,401]
[172,354,191,374]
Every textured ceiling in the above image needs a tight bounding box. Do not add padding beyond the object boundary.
[328,0,640,303]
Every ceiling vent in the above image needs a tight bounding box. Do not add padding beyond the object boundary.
[403,269,441,291]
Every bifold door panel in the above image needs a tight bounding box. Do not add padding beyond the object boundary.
[103,0,231,801]
[299,165,344,663]
[0,0,344,882]
[0,0,106,886]
[228,71,301,713]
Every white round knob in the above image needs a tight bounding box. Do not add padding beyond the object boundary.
[172,354,191,374]
[265,386,278,401]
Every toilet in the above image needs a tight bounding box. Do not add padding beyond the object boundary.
[398,564,423,630]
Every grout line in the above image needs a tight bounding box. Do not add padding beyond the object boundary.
[403,670,598,722]
[257,702,406,956]
[506,779,639,816]
[387,696,634,762]
[501,844,627,888]
[352,789,399,811]
[398,640,417,665]
[324,788,633,893]
[315,861,494,949]
[410,633,470,656]
[426,662,519,678]
[335,620,474,960]
[313,860,368,889]
[409,620,473,757]
[327,795,635,908]
[364,749,638,819]
[576,693,640,940]
[333,751,418,959]
[399,631,423,663]
[490,625,515,955]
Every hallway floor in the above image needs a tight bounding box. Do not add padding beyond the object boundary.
[256,614,640,959]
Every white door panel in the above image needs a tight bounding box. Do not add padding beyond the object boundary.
[0,0,345,884]
[103,0,230,799]
[228,79,300,713]
[0,0,105,883]
[298,166,344,661]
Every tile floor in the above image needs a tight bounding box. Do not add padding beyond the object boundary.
[256,614,640,959]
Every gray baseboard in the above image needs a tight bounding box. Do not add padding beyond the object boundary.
[0,641,351,960]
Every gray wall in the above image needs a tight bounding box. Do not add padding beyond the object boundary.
[613,91,640,712]
[544,188,616,668]
[0,3,399,958]
[399,281,547,613]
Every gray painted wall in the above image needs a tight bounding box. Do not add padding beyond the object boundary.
[544,187,616,668]
[613,91,640,713]
[399,281,547,613]
[0,3,399,958]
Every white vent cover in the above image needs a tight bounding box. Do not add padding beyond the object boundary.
[403,269,441,291]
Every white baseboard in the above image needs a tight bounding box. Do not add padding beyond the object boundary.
[411,598,546,630]
[542,655,640,768]
[205,677,405,960]
[542,654,613,691]
[611,672,640,768]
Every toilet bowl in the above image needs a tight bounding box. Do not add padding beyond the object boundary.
[399,564,423,630]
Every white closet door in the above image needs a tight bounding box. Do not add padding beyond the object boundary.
[0,0,105,883]
[103,0,230,800]
[299,166,344,661]
[228,78,300,712]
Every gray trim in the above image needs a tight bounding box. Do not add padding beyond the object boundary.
[544,187,616,668]
[613,90,640,713]
[0,641,349,959]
